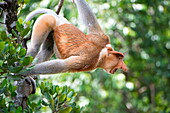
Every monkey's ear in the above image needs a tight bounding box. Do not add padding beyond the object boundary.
[108,50,124,58]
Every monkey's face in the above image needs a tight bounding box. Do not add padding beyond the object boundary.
[103,50,127,74]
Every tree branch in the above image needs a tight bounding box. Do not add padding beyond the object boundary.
[1,0,20,43]
[56,0,64,15]
[149,83,155,111]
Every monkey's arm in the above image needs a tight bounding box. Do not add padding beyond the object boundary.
[74,0,103,34]
[21,56,86,76]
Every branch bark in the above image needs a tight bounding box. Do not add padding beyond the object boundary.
[149,83,155,112]
[1,0,19,42]
[56,0,64,14]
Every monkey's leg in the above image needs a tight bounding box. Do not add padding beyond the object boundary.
[26,14,61,58]
[35,32,54,64]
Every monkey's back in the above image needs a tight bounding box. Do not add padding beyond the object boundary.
[54,24,101,60]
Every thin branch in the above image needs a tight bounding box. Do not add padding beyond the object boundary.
[56,0,64,15]
[149,83,155,111]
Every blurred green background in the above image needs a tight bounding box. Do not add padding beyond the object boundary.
[3,0,170,112]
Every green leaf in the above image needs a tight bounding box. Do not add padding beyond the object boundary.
[11,92,17,97]
[0,60,3,66]
[3,43,10,53]
[1,79,7,87]
[59,107,72,113]
[50,85,55,95]
[0,97,6,108]
[9,46,16,54]
[12,29,18,37]
[4,87,10,96]
[0,31,7,40]
[72,106,81,113]
[56,85,59,92]
[7,33,12,38]
[67,91,74,98]
[0,69,3,72]
[44,87,49,93]
[21,56,33,66]
[40,82,45,94]
[42,100,49,106]
[59,94,66,103]
[11,85,17,92]
[21,27,30,37]
[18,18,23,24]
[0,41,5,53]
[44,92,52,101]
[0,87,6,95]
[24,0,30,4]
[16,21,24,32]
[16,107,22,113]
[18,48,26,57]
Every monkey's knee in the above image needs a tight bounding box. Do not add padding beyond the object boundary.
[26,44,40,57]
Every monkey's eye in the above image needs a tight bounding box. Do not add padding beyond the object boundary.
[116,54,123,59]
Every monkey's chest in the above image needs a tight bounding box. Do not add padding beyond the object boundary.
[53,24,97,59]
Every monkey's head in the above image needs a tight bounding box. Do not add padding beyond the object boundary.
[101,46,127,74]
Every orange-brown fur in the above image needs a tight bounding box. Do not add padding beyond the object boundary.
[54,24,108,72]
[23,0,127,76]
[53,24,127,73]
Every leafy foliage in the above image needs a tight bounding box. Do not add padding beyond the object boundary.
[0,18,81,112]
[26,81,81,113]
[0,22,32,78]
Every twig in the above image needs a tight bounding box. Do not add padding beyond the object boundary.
[149,83,155,111]
[56,0,64,15]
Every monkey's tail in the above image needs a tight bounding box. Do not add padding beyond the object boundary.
[25,8,58,22]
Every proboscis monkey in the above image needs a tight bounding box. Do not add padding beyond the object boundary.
[22,0,127,76]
